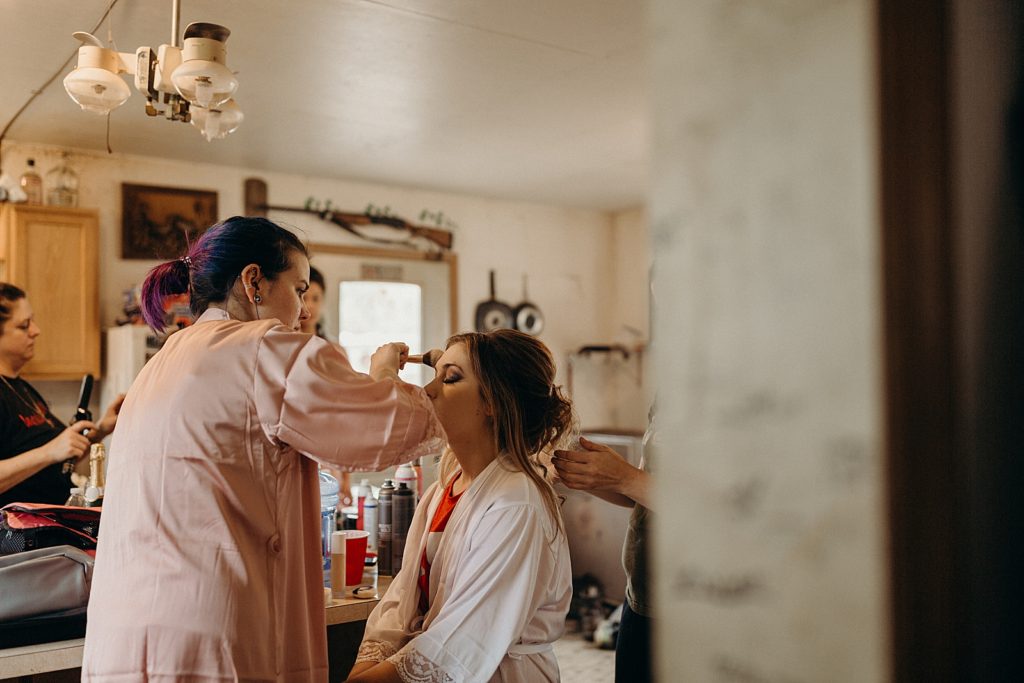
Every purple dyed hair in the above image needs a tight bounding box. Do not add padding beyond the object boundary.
[140,216,308,333]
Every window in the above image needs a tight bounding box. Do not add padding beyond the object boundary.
[338,281,425,385]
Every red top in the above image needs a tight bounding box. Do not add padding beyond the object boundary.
[418,473,464,614]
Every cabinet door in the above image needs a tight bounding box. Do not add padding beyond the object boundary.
[1,205,100,379]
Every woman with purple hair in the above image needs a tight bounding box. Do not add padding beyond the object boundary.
[82,216,444,682]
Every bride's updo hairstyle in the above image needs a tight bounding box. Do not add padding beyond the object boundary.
[440,328,575,535]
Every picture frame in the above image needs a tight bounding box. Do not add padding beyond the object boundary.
[121,183,218,259]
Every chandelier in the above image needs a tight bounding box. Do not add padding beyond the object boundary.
[62,0,243,141]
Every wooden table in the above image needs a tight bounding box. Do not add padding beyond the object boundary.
[0,578,389,681]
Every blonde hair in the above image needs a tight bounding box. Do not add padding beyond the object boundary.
[437,329,575,536]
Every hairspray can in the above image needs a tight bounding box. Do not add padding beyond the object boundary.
[395,463,417,504]
[364,492,379,552]
[377,479,395,575]
[391,482,415,575]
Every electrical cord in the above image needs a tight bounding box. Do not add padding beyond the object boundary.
[0,0,122,172]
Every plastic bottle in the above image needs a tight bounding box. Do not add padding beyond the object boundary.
[377,479,395,576]
[318,469,340,587]
[19,159,43,205]
[355,478,372,530]
[391,482,415,575]
[395,463,418,504]
[364,491,378,552]
[65,487,87,507]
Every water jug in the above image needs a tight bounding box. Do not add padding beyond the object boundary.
[319,468,340,586]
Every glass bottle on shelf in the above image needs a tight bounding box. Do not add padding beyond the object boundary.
[19,158,43,205]
[46,153,80,207]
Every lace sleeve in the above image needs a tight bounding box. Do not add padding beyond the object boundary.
[355,639,398,665]
[388,648,455,683]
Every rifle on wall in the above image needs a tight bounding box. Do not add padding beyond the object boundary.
[244,178,453,251]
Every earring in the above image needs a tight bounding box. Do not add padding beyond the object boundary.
[254,294,262,304]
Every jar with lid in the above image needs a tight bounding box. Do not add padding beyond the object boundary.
[45,153,79,207]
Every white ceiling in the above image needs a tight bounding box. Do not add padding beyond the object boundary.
[0,0,648,211]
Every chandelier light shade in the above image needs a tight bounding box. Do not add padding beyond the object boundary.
[171,24,238,108]
[190,99,244,141]
[63,38,132,114]
[172,58,237,108]
[64,64,132,114]
[62,4,242,141]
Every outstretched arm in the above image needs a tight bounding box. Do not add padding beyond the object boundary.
[0,421,94,493]
[553,437,652,509]
[255,332,444,472]
[90,394,126,442]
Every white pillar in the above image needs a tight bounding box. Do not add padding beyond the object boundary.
[649,1,889,680]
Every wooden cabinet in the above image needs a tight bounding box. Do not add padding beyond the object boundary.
[0,204,100,380]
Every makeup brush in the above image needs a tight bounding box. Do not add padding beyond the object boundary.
[406,349,442,368]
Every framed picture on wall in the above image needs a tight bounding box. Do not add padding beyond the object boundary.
[121,183,218,259]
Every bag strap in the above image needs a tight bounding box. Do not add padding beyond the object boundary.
[1,510,98,546]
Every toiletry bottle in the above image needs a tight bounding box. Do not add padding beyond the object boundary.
[330,530,346,599]
[395,463,417,504]
[377,479,395,575]
[364,491,378,552]
[355,478,372,530]
[412,458,424,498]
[391,483,414,575]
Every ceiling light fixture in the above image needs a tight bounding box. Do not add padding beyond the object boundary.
[190,98,244,141]
[62,0,242,141]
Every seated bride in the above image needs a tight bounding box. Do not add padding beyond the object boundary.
[347,329,575,683]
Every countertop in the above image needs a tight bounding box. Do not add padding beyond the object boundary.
[0,578,389,679]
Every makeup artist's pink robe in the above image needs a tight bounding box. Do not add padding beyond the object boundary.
[82,308,442,682]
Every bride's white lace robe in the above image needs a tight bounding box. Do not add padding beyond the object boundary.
[356,456,572,682]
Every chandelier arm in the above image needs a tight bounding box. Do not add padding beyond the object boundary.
[171,0,181,48]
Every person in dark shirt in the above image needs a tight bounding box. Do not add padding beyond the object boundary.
[0,283,123,507]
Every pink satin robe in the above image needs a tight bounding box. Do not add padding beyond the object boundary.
[82,308,442,682]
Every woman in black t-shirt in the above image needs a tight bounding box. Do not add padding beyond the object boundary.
[0,283,123,507]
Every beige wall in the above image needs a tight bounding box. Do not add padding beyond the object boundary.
[649,0,888,680]
[569,206,652,431]
[2,140,649,432]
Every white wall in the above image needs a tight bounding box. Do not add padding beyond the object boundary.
[650,0,888,681]
[2,140,648,431]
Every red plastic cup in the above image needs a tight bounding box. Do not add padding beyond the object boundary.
[344,530,369,586]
